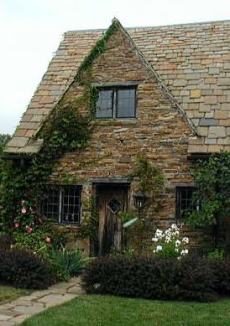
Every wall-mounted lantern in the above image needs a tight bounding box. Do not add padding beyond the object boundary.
[133,191,148,211]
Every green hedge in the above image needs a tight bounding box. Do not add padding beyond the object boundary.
[0,249,56,289]
[83,255,230,302]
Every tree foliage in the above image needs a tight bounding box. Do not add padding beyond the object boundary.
[187,152,230,228]
[0,134,10,154]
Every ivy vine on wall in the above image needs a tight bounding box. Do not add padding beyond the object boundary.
[0,19,121,233]
[133,155,165,199]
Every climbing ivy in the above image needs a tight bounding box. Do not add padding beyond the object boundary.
[0,102,91,231]
[75,19,119,82]
[133,155,165,198]
[0,18,121,234]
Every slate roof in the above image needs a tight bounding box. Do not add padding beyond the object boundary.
[5,19,230,155]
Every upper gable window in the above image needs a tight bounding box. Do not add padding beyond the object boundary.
[96,86,136,119]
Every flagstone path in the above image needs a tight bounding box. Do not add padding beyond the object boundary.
[0,277,85,325]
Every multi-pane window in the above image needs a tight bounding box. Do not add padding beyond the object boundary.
[96,87,136,119]
[176,186,198,219]
[41,185,81,224]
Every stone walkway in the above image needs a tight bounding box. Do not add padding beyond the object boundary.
[0,277,85,325]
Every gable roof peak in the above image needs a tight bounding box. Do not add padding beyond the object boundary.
[112,17,121,24]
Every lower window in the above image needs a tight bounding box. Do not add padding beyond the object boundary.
[176,186,198,219]
[41,185,82,224]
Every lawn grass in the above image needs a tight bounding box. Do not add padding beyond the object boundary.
[0,285,29,304]
[22,295,230,326]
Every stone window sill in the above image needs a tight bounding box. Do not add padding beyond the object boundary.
[93,119,138,126]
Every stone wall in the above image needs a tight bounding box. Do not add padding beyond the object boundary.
[51,28,195,252]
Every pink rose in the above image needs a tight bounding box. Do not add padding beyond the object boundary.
[21,207,27,214]
[14,222,20,228]
[45,237,51,244]
[26,226,33,234]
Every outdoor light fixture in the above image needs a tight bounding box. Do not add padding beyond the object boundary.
[133,191,148,211]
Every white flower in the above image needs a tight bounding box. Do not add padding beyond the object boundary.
[152,237,158,242]
[171,223,178,230]
[165,229,172,236]
[155,229,163,236]
[175,248,179,253]
[174,230,180,236]
[165,236,171,243]
[182,237,189,244]
[156,245,163,252]
[181,249,189,256]
[155,229,163,239]
[175,240,181,247]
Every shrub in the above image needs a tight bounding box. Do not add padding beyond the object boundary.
[211,259,230,295]
[48,248,87,281]
[0,233,14,250]
[177,255,217,301]
[208,248,225,260]
[0,249,56,289]
[82,255,218,302]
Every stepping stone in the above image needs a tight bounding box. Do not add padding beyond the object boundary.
[13,302,44,314]
[0,313,12,321]
[0,321,16,326]
[67,285,85,295]
[37,293,76,308]
[11,314,31,324]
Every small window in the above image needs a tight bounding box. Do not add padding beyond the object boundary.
[116,88,136,118]
[41,185,81,224]
[176,186,198,219]
[96,86,136,119]
[96,90,113,118]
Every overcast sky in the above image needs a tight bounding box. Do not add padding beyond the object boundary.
[0,0,229,134]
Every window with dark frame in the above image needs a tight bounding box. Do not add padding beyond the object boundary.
[95,86,136,119]
[176,186,198,219]
[41,185,82,224]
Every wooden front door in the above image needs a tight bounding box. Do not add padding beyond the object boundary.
[96,184,128,256]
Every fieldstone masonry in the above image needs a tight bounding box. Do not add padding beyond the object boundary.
[48,27,194,249]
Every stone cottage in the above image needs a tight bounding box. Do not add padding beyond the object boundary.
[4,19,230,255]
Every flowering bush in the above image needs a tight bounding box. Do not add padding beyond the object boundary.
[152,224,189,259]
[12,229,51,258]
[13,199,42,233]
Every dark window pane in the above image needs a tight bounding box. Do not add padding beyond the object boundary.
[61,186,81,224]
[108,198,122,214]
[96,90,113,118]
[117,88,136,118]
[176,187,196,219]
[41,188,59,220]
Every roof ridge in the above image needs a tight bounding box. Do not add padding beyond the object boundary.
[65,19,230,35]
